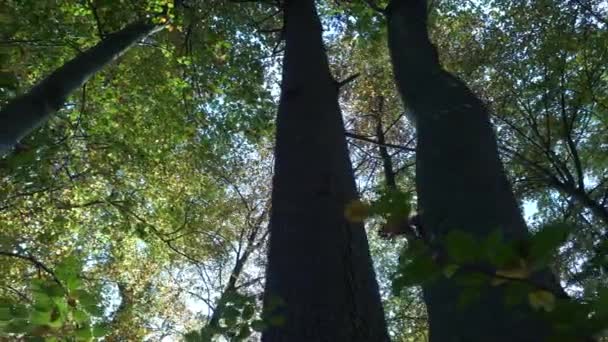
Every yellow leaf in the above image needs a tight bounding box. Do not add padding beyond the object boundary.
[528,290,555,312]
[443,264,459,278]
[495,259,530,280]
[344,200,370,223]
[490,277,508,286]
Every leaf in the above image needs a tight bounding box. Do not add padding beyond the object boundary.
[32,292,54,313]
[11,304,28,319]
[490,277,508,286]
[504,282,532,308]
[92,324,110,337]
[4,319,29,334]
[66,277,83,292]
[528,290,556,312]
[370,189,411,221]
[183,331,201,342]
[445,230,479,263]
[236,325,252,340]
[251,319,266,332]
[241,304,255,320]
[75,326,93,340]
[344,199,370,223]
[495,259,530,280]
[393,251,440,291]
[482,229,517,268]
[529,223,570,267]
[0,307,11,321]
[74,290,98,308]
[83,305,103,317]
[73,309,89,324]
[30,309,52,325]
[223,306,239,327]
[268,314,286,327]
[265,295,285,312]
[55,255,82,284]
[443,264,460,278]
[458,287,481,308]
[43,284,65,298]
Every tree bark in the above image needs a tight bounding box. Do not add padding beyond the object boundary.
[385,0,555,340]
[262,0,389,340]
[0,21,163,156]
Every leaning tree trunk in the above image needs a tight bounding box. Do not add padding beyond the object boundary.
[385,0,556,341]
[261,0,389,340]
[0,21,163,156]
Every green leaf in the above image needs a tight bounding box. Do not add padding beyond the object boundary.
[445,230,479,263]
[458,287,481,308]
[75,326,93,340]
[236,325,252,340]
[43,284,65,298]
[396,252,441,287]
[265,295,285,312]
[66,277,83,292]
[251,319,266,332]
[268,314,286,327]
[592,287,608,318]
[241,304,255,320]
[183,331,201,342]
[83,305,103,317]
[74,290,99,308]
[223,306,240,327]
[55,255,82,283]
[529,223,570,267]
[12,304,29,319]
[4,319,29,333]
[0,307,11,321]
[32,292,53,312]
[482,229,517,267]
[504,282,533,308]
[92,323,110,337]
[30,309,52,325]
[72,309,89,324]
[370,188,412,221]
[443,264,460,278]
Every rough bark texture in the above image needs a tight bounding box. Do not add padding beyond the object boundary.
[262,0,389,341]
[0,22,162,156]
[386,0,555,340]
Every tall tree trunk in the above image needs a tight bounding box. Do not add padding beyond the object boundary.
[385,0,556,340]
[0,22,163,156]
[262,0,388,340]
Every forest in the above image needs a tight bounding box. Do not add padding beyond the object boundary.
[0,0,607,341]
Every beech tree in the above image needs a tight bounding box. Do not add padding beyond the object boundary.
[1,0,607,340]
[261,0,388,340]
[0,21,163,156]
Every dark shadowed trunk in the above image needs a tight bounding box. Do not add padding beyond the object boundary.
[261,0,389,340]
[385,0,557,340]
[0,22,163,156]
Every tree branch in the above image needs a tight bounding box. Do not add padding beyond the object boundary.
[0,251,63,287]
[345,131,415,152]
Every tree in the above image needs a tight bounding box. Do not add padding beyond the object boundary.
[1,0,607,340]
[0,21,164,156]
[365,0,566,340]
[261,0,388,340]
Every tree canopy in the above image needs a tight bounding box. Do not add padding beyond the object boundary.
[0,0,607,341]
